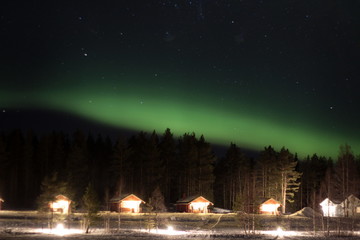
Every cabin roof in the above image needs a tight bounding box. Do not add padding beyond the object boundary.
[54,194,71,202]
[320,197,343,205]
[109,194,144,203]
[176,195,213,204]
[260,198,281,205]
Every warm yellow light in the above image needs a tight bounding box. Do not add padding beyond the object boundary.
[32,223,82,236]
[260,203,280,213]
[189,202,210,213]
[50,200,70,214]
[121,200,141,212]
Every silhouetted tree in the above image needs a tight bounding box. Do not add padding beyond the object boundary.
[82,183,100,233]
[158,128,177,204]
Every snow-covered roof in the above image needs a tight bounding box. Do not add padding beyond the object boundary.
[176,195,213,204]
[109,194,144,203]
[260,198,281,205]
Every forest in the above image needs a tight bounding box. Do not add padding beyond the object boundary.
[0,128,359,214]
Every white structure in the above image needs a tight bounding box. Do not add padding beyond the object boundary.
[320,198,341,217]
[341,194,360,217]
[320,195,360,217]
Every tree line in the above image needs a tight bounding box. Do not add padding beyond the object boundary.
[0,128,359,214]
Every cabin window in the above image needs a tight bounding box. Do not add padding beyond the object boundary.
[356,207,360,213]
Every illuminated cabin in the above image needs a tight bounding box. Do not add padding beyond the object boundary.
[321,195,360,217]
[175,195,213,213]
[320,198,342,217]
[49,195,71,214]
[109,194,145,213]
[259,198,281,215]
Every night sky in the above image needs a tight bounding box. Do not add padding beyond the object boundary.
[1,1,359,158]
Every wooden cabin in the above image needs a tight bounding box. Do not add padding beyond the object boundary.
[259,198,281,215]
[342,194,360,217]
[49,195,71,214]
[175,195,213,213]
[109,194,145,213]
[321,195,360,217]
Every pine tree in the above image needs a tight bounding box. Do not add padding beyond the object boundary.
[255,146,278,200]
[196,135,215,201]
[66,130,89,202]
[0,134,8,202]
[214,144,251,211]
[158,128,177,204]
[277,148,302,213]
[149,186,167,212]
[112,137,130,200]
[82,183,100,233]
[335,144,360,199]
[178,133,198,197]
[22,131,37,208]
[37,172,71,212]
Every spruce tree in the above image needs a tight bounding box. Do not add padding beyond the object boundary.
[82,183,100,233]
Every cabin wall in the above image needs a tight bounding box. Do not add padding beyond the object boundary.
[176,204,189,213]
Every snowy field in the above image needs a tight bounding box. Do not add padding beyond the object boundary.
[1,210,360,239]
[1,228,360,240]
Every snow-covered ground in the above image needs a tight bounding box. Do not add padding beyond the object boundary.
[1,226,360,239]
[1,211,360,239]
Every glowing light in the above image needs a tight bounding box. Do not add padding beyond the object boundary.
[276,227,284,238]
[322,205,336,217]
[260,203,280,214]
[32,224,82,236]
[54,223,65,236]
[261,228,303,238]
[50,200,70,214]
[189,202,210,213]
[320,198,338,217]
[121,200,141,213]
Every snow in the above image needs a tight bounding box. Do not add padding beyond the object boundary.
[1,211,360,239]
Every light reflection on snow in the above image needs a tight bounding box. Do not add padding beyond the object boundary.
[260,228,307,238]
[31,223,83,236]
[139,226,187,235]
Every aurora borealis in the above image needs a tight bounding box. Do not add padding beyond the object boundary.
[1,1,360,158]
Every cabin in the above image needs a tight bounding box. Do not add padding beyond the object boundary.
[49,195,71,214]
[259,198,281,215]
[109,194,145,213]
[320,198,342,217]
[342,194,360,217]
[321,195,360,217]
[175,195,213,213]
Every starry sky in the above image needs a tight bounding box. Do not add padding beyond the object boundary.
[1,0,360,158]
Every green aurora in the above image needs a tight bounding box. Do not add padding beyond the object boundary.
[1,70,358,159]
